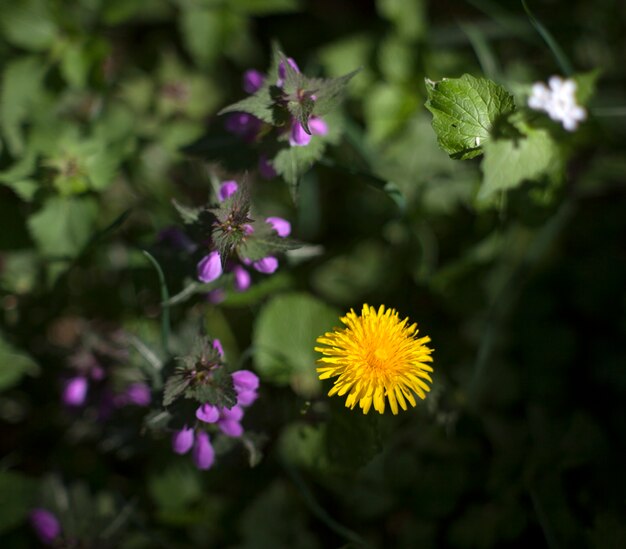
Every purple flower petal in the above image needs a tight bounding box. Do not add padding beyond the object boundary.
[252,256,278,274]
[243,69,265,94]
[193,431,215,470]
[219,180,238,201]
[196,403,220,423]
[289,120,311,147]
[309,117,328,136]
[124,383,151,406]
[197,251,222,283]
[237,389,259,407]
[258,155,277,179]
[232,370,260,392]
[220,404,245,422]
[29,508,61,545]
[224,113,261,140]
[63,376,88,407]
[172,426,195,455]
[233,265,251,291]
[213,338,224,356]
[265,216,291,237]
[219,419,243,437]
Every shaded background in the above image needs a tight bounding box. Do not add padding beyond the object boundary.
[0,0,625,547]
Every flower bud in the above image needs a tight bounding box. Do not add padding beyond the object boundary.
[172,426,194,455]
[252,256,278,274]
[243,69,265,94]
[197,251,222,283]
[29,508,61,545]
[265,216,291,237]
[63,376,88,407]
[193,431,215,470]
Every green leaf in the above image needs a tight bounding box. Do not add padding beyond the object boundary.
[238,222,301,262]
[425,74,516,159]
[219,84,287,126]
[0,0,58,51]
[163,368,191,407]
[573,69,601,107]
[480,127,562,200]
[27,196,99,258]
[0,471,37,534]
[230,0,301,14]
[185,366,237,409]
[0,56,47,155]
[0,335,39,391]
[172,199,202,224]
[253,292,340,397]
[149,465,202,512]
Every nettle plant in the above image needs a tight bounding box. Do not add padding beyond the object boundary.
[186,45,358,194]
[424,71,597,202]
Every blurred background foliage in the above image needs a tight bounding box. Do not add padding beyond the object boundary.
[1,0,625,547]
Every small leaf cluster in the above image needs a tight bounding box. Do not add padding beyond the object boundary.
[163,337,236,409]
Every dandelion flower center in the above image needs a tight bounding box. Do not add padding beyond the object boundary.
[315,304,434,415]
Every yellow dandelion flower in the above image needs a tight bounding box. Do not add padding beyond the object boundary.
[315,304,434,415]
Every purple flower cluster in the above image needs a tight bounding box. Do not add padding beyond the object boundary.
[197,180,291,293]
[62,348,151,415]
[171,340,260,471]
[224,58,329,176]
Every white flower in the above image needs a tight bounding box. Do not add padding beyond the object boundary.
[527,75,587,131]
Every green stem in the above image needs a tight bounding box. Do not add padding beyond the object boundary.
[142,250,171,356]
[521,0,574,76]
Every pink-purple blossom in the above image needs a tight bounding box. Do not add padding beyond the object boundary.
[121,382,151,406]
[243,69,265,94]
[196,403,220,423]
[289,117,328,147]
[265,216,291,237]
[224,112,262,141]
[233,265,251,291]
[197,251,222,283]
[252,256,278,274]
[172,426,195,454]
[219,180,239,201]
[29,508,61,545]
[62,376,88,407]
[193,431,215,470]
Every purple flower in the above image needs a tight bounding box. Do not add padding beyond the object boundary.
[63,376,88,407]
[237,389,259,407]
[265,217,291,237]
[219,180,238,201]
[233,265,251,291]
[224,113,261,141]
[123,383,151,406]
[232,370,260,392]
[252,256,278,274]
[196,403,220,423]
[233,370,260,407]
[218,405,245,437]
[289,121,311,147]
[277,57,300,87]
[258,155,277,179]
[172,426,195,455]
[243,69,265,94]
[289,117,328,147]
[197,251,222,283]
[193,431,215,470]
[29,508,61,545]
[213,338,224,357]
